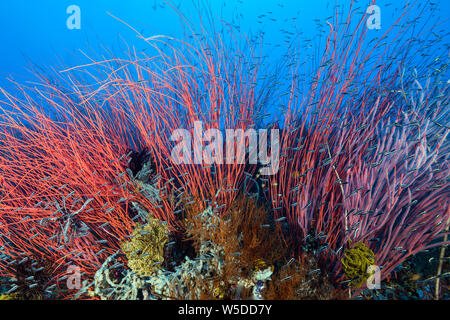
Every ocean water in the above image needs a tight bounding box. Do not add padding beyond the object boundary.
[1,0,449,88]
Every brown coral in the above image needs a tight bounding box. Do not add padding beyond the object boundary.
[262,254,347,300]
[182,196,287,299]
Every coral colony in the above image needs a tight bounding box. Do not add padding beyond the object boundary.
[170,121,280,175]
[0,0,449,300]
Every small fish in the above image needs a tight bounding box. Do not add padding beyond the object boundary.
[104,207,115,214]
[33,267,44,272]
[285,258,295,267]
[18,257,29,264]
[279,276,292,282]
[6,285,19,294]
[308,268,321,275]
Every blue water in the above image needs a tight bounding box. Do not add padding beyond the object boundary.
[0,0,449,91]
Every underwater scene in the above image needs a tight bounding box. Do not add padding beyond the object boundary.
[0,0,449,303]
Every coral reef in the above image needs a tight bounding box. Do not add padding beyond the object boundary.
[0,0,448,300]
[83,182,345,300]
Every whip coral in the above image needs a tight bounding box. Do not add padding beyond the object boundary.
[265,0,450,293]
